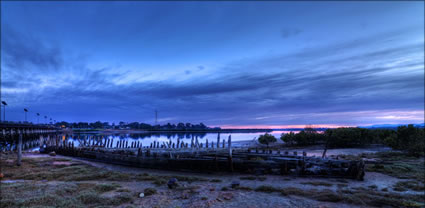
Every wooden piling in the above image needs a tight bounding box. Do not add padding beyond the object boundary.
[17,129,22,166]
[217,133,220,148]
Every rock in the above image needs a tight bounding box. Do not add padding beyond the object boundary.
[49,151,56,156]
[167,178,179,189]
[139,193,145,198]
[181,190,190,199]
[144,188,157,196]
[231,181,240,188]
[219,192,234,200]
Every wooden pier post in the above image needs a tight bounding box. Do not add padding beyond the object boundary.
[228,135,233,172]
[17,129,22,166]
[191,137,194,148]
[217,133,220,148]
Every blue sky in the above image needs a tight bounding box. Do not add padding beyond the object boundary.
[1,1,424,127]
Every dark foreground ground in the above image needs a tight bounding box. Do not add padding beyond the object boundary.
[0,151,424,208]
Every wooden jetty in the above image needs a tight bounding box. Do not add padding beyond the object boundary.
[0,123,59,166]
[38,134,365,181]
[0,125,365,180]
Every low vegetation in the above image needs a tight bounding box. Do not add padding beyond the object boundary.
[281,125,424,156]
[253,185,424,207]
[258,133,277,147]
[300,181,333,187]
[240,176,267,181]
[364,152,425,183]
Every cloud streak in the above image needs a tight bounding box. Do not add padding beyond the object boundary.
[1,5,423,127]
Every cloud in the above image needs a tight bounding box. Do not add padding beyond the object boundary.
[1,25,63,71]
[1,25,423,126]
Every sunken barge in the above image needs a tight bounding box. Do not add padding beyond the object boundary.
[41,135,365,180]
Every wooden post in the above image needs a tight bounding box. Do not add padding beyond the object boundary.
[228,135,233,172]
[222,139,225,148]
[217,133,220,148]
[17,129,22,166]
[228,135,231,149]
[195,136,199,148]
[191,137,194,148]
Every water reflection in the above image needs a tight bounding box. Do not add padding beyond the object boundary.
[0,131,300,150]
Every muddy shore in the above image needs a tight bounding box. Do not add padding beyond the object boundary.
[1,150,423,208]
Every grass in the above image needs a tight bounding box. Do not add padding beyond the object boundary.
[0,154,138,207]
[240,176,267,181]
[94,183,120,193]
[2,151,424,207]
[394,181,425,192]
[362,152,424,182]
[0,182,133,208]
[144,188,157,196]
[301,181,333,187]
[240,176,256,180]
[234,186,253,191]
[251,184,424,207]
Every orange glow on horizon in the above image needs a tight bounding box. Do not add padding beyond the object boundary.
[218,124,356,129]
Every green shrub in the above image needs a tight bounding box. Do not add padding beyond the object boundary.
[258,133,277,147]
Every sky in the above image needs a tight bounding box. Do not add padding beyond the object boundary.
[1,1,424,128]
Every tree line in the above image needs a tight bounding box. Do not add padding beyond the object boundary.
[258,124,424,156]
[54,121,217,131]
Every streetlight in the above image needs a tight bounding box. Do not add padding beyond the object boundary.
[36,113,40,124]
[1,101,7,122]
[24,108,28,123]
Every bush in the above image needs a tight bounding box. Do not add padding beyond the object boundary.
[281,127,325,146]
[258,133,277,147]
[144,188,157,196]
[385,125,425,156]
[279,125,424,155]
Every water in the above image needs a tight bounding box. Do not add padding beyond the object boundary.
[64,131,296,148]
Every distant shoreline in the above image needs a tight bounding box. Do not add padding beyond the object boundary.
[66,128,274,134]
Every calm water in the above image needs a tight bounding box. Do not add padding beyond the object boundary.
[65,131,296,148]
